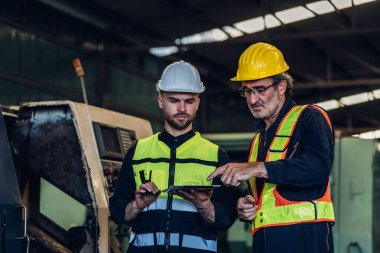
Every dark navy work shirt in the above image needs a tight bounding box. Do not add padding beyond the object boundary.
[109,129,240,231]
[250,98,335,253]
[254,98,334,201]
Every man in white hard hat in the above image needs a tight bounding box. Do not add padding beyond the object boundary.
[110,60,239,253]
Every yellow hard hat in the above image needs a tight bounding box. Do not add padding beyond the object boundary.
[231,42,289,82]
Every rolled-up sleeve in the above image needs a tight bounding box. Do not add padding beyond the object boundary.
[109,144,137,226]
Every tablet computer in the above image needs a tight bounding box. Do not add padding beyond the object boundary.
[162,185,221,193]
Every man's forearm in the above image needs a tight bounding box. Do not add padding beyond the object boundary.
[253,162,268,179]
[196,200,215,224]
[124,200,143,221]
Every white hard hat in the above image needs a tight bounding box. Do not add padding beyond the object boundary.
[156,60,205,93]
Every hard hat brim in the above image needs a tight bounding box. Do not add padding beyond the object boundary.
[230,68,290,82]
[158,87,205,93]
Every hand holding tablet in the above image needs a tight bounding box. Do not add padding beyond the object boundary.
[162,185,221,193]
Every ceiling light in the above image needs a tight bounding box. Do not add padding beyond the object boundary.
[316,99,340,110]
[149,46,179,57]
[172,0,376,49]
[210,28,229,41]
[331,0,352,9]
[275,6,315,24]
[233,17,265,34]
[357,130,380,139]
[264,14,281,28]
[180,28,228,45]
[354,0,376,5]
[306,1,335,14]
[174,39,181,45]
[222,26,244,38]
[340,92,370,106]
[180,34,202,45]
[372,89,380,99]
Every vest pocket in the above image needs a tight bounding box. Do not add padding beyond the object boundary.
[150,170,167,190]
[273,186,304,206]
[179,214,217,252]
[134,169,167,190]
[132,213,156,234]
[131,212,159,252]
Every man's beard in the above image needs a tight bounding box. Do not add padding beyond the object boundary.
[249,91,280,119]
[165,112,193,130]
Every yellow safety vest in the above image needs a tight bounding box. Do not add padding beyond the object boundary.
[132,132,218,196]
[129,132,220,252]
[248,105,335,236]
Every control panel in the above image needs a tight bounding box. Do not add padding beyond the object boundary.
[93,122,137,196]
[101,160,123,196]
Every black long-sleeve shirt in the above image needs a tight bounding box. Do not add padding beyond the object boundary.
[254,98,334,201]
[109,129,240,231]
[252,98,335,253]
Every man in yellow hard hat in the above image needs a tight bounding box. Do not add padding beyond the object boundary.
[110,60,239,253]
[208,42,335,253]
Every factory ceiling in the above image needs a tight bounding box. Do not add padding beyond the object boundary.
[9,0,380,135]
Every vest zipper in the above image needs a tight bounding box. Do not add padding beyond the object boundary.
[258,129,267,158]
[263,130,267,148]
[263,228,267,253]
[326,223,330,252]
[165,148,176,251]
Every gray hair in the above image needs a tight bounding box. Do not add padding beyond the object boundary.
[272,72,294,97]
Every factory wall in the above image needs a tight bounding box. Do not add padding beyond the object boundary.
[0,1,255,133]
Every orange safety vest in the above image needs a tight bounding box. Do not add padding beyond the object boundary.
[248,105,335,237]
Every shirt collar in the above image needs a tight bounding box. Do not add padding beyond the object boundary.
[255,98,296,132]
[158,129,196,149]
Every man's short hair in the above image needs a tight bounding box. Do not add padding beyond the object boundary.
[272,72,294,97]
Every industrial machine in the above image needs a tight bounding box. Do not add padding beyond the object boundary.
[2,101,152,253]
[0,109,27,253]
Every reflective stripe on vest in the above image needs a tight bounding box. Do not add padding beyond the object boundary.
[142,198,198,213]
[248,105,335,236]
[130,232,217,252]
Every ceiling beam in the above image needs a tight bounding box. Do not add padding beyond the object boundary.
[296,78,380,89]
[174,27,380,48]
[206,78,380,94]
[338,51,380,76]
[0,70,162,123]
[352,112,380,127]
[335,126,380,136]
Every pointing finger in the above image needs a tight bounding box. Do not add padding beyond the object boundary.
[207,165,227,180]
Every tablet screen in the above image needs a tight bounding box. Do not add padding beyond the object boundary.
[162,185,221,193]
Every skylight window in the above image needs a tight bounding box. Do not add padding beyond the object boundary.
[150,0,376,57]
[316,99,340,110]
[149,46,179,57]
[306,1,336,14]
[264,14,281,28]
[222,26,244,38]
[275,6,315,24]
[233,17,265,34]
[372,89,380,99]
[356,130,380,139]
[339,92,371,106]
[180,28,228,45]
[331,0,352,9]
[354,0,376,5]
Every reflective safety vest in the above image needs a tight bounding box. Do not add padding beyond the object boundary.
[248,105,335,237]
[130,132,219,253]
